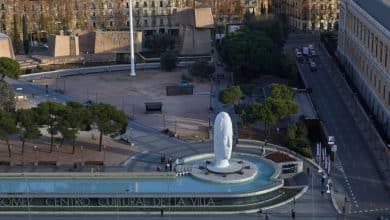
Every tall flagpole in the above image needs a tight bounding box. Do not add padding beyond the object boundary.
[129,0,136,76]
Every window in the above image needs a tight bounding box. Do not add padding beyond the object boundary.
[144,19,148,26]
[160,1,163,7]
[0,4,4,10]
[135,2,139,8]
[159,18,163,26]
[144,2,147,7]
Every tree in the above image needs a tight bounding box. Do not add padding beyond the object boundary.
[251,84,299,135]
[0,57,20,80]
[58,102,91,154]
[188,60,215,79]
[219,86,242,105]
[251,102,276,135]
[219,28,281,83]
[12,15,21,53]
[269,84,294,100]
[144,33,175,54]
[22,15,29,54]
[160,50,177,71]
[34,102,65,152]
[89,103,127,151]
[0,109,18,157]
[0,57,20,112]
[16,109,40,155]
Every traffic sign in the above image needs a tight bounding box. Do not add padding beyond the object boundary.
[331,145,337,152]
[328,136,335,145]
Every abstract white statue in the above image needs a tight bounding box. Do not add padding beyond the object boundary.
[212,112,233,169]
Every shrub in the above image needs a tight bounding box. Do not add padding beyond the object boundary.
[219,86,242,104]
[188,60,215,79]
[160,51,177,71]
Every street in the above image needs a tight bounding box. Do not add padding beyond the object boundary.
[293,36,390,214]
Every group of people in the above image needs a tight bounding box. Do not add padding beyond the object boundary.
[157,155,174,172]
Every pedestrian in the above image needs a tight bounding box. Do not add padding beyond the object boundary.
[321,189,324,196]
[306,167,310,175]
[160,209,164,217]
[165,163,168,172]
[291,209,295,219]
[157,166,160,172]
[265,212,269,220]
[321,177,325,186]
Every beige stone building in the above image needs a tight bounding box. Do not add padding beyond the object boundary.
[337,0,390,138]
[0,33,14,58]
[0,0,269,38]
[48,35,80,57]
[271,0,339,31]
[173,7,214,54]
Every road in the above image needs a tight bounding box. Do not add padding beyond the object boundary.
[295,39,390,214]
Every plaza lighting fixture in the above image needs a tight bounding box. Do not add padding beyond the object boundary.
[129,0,136,76]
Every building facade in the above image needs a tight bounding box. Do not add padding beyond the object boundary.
[0,0,269,40]
[337,0,390,139]
[271,0,339,31]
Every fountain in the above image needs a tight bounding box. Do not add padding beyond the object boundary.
[191,112,258,183]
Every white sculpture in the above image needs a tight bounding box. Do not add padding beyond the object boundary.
[213,112,233,168]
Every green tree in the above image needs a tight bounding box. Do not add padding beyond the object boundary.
[286,124,297,140]
[58,102,91,154]
[22,15,30,54]
[34,102,65,153]
[251,84,299,135]
[89,103,127,151]
[251,102,276,134]
[0,57,20,80]
[188,60,215,79]
[240,105,256,128]
[16,109,41,155]
[0,109,18,157]
[160,50,177,71]
[219,28,281,83]
[269,84,294,100]
[0,57,20,112]
[144,33,175,55]
[219,86,242,105]
[12,15,21,53]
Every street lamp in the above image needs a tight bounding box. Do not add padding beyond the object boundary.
[128,0,136,76]
[33,145,38,167]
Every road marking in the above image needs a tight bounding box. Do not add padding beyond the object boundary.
[353,208,390,214]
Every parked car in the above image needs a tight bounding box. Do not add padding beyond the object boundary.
[295,48,304,62]
[310,49,317,57]
[302,47,310,57]
[309,60,317,71]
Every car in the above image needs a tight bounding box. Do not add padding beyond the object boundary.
[310,49,317,57]
[309,60,317,71]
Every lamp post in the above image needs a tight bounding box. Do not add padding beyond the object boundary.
[33,145,38,167]
[128,0,136,76]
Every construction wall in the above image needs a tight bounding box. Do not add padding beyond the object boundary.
[48,35,80,57]
[0,35,15,59]
[79,31,142,54]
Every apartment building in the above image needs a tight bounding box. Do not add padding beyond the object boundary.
[337,0,390,138]
[271,0,339,31]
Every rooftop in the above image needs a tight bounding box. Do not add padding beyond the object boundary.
[353,0,390,31]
